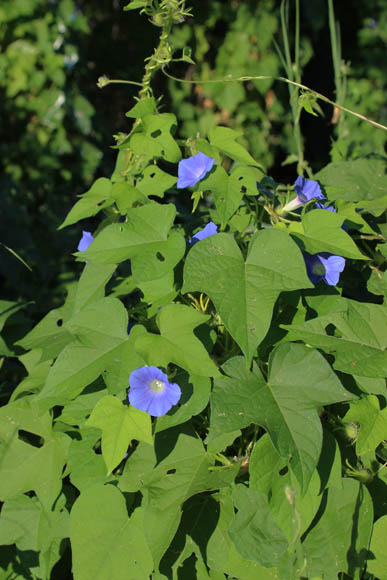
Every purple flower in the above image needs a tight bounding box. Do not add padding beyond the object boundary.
[177,153,214,189]
[282,176,325,214]
[190,221,218,245]
[304,252,345,286]
[128,366,181,417]
[294,176,325,204]
[77,231,94,252]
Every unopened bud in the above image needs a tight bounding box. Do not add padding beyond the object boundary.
[151,13,165,26]
[343,422,359,442]
[97,75,109,88]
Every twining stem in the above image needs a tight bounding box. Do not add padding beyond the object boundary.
[97,56,386,133]
[161,67,387,132]
[99,2,189,100]
[138,20,172,100]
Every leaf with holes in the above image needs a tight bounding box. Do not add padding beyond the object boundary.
[282,300,387,378]
[136,165,177,198]
[201,166,260,226]
[128,113,181,163]
[16,295,75,362]
[207,343,354,492]
[0,398,70,509]
[81,203,185,285]
[0,493,69,579]
[229,165,262,196]
[35,298,128,408]
[183,229,312,362]
[111,182,148,214]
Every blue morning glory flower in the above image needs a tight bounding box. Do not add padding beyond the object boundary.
[77,231,94,252]
[282,176,325,213]
[304,252,345,286]
[128,366,181,417]
[190,221,218,245]
[294,175,325,204]
[177,153,214,189]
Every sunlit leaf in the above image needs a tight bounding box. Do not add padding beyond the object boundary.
[183,230,312,362]
[208,343,354,492]
[87,395,152,474]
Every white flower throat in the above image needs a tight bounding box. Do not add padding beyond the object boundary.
[150,379,165,393]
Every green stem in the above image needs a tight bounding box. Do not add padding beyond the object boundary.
[294,0,300,81]
[97,76,143,88]
[138,19,172,99]
[280,1,304,173]
[280,1,293,82]
[328,0,345,136]
[328,0,340,95]
[161,67,387,132]
[293,0,304,173]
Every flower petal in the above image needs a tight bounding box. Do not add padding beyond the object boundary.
[320,254,346,286]
[177,153,214,189]
[77,231,94,252]
[294,175,325,203]
[128,366,181,417]
[303,252,324,284]
[190,221,218,244]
